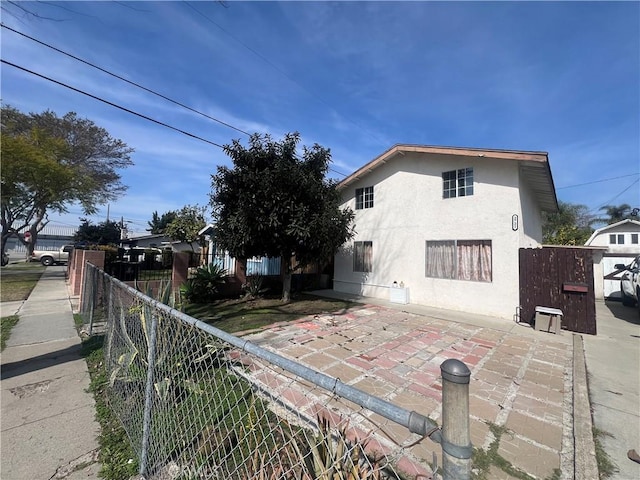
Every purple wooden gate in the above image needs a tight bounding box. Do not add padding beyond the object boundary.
[519,247,597,335]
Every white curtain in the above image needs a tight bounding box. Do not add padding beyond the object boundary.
[426,241,455,279]
[457,240,491,282]
[427,240,491,282]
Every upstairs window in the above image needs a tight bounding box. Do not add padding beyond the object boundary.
[609,234,625,245]
[355,186,374,209]
[353,241,373,272]
[443,168,474,198]
[632,234,639,244]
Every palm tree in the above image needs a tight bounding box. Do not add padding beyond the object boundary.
[598,204,632,224]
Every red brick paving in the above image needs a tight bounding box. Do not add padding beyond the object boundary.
[237,303,572,479]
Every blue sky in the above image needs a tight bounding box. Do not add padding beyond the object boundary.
[2,0,639,236]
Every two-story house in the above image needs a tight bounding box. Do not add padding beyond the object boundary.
[333,144,558,319]
[584,219,640,300]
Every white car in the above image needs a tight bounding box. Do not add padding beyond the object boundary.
[616,255,640,313]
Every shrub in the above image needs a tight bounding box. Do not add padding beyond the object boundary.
[181,264,227,303]
[242,275,268,299]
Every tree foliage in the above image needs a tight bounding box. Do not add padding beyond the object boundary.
[164,204,207,251]
[74,218,122,245]
[0,105,133,255]
[147,210,178,234]
[542,201,595,245]
[210,133,355,302]
[598,204,634,225]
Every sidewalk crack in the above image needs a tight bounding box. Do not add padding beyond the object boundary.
[48,448,99,479]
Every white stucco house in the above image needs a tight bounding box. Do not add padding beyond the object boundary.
[584,219,640,300]
[333,144,558,319]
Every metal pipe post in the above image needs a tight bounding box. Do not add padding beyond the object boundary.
[440,359,472,480]
[87,266,95,335]
[139,312,159,476]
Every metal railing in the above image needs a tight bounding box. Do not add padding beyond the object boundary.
[79,263,471,480]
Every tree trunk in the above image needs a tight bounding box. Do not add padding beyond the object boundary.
[282,272,292,303]
[281,256,291,303]
[0,234,7,258]
[28,207,49,257]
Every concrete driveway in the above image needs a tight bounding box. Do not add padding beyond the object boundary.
[583,301,640,480]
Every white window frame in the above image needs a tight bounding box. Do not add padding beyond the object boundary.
[443,168,474,199]
[355,186,374,209]
[610,234,625,245]
[425,239,492,282]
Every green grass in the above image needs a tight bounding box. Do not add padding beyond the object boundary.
[79,332,140,480]
[184,293,358,334]
[0,262,45,301]
[472,422,560,480]
[593,427,618,478]
[1,315,19,351]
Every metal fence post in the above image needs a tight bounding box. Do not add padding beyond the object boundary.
[440,359,472,480]
[87,268,95,336]
[139,312,159,476]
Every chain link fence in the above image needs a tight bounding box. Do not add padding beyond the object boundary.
[79,263,471,480]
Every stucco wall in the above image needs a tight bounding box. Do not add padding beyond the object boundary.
[518,175,544,247]
[334,152,546,319]
[586,223,640,254]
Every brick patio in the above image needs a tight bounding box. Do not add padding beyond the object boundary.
[240,303,573,479]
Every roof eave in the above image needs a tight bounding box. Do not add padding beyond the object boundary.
[338,144,558,212]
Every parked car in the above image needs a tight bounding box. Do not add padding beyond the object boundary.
[616,255,640,311]
[29,245,74,266]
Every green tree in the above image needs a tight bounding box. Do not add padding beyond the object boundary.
[73,218,121,245]
[210,133,355,302]
[0,105,133,256]
[598,204,633,225]
[542,201,595,245]
[146,210,177,234]
[164,204,207,251]
[1,125,74,256]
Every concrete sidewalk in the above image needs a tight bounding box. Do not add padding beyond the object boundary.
[1,265,100,480]
[583,301,640,480]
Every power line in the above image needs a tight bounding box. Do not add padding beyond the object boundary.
[1,23,251,137]
[182,0,386,149]
[1,23,349,178]
[557,173,640,190]
[1,58,226,149]
[590,177,640,213]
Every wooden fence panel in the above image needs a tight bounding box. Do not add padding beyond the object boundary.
[519,247,596,335]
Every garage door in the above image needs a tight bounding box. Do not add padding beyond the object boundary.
[603,254,636,299]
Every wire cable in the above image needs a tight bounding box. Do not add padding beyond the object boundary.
[1,24,349,177]
[1,23,251,137]
[557,173,640,190]
[182,0,387,149]
[2,58,226,149]
[590,177,640,213]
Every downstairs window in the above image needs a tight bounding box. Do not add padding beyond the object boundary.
[425,240,492,282]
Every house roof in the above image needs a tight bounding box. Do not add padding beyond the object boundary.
[338,144,559,212]
[16,224,77,237]
[584,219,640,246]
[198,224,215,236]
[127,233,167,241]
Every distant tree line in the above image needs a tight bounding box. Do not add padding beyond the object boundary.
[542,202,637,245]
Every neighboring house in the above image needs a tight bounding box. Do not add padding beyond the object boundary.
[333,144,558,319]
[198,225,281,276]
[125,233,202,253]
[584,219,640,300]
[4,224,77,258]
